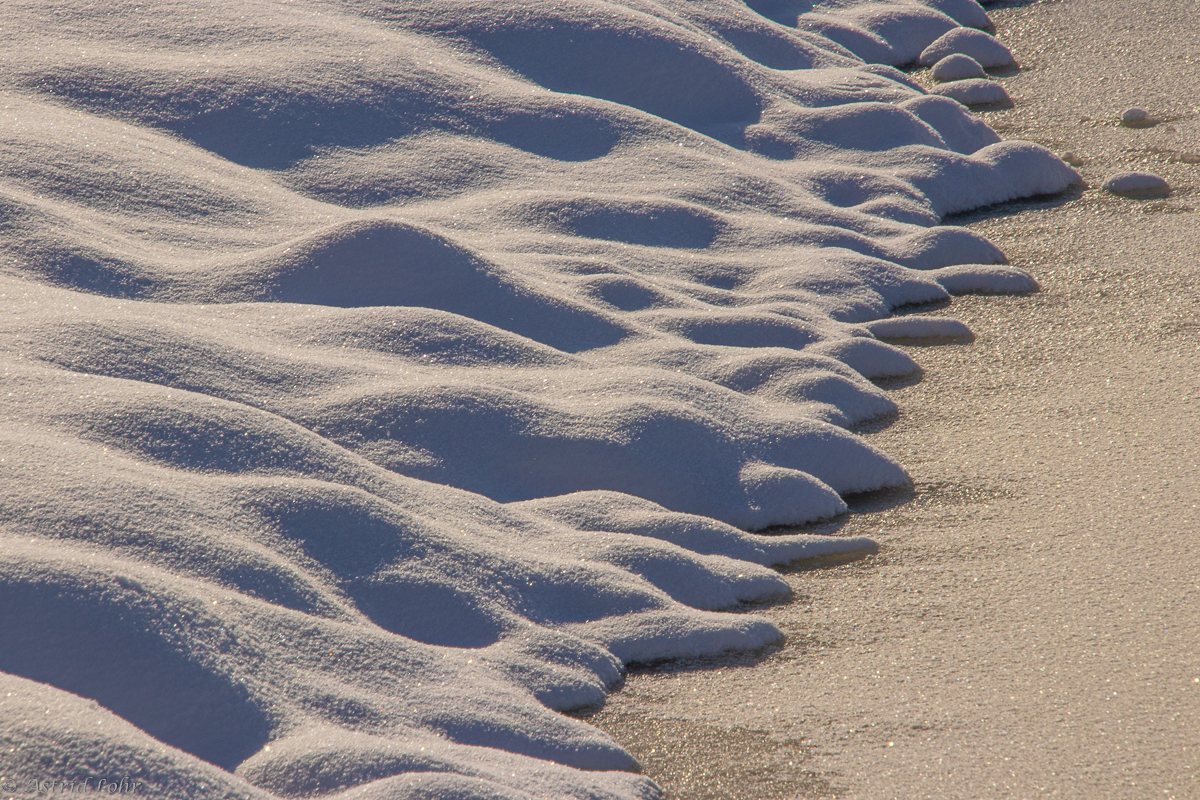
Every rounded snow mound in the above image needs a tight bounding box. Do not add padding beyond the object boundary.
[919,27,1016,67]
[1119,107,1152,127]
[922,0,993,29]
[931,53,987,82]
[931,78,1011,106]
[1102,171,1170,195]
[866,315,974,342]
[929,264,1039,295]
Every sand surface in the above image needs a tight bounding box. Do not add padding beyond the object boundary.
[586,1,1200,798]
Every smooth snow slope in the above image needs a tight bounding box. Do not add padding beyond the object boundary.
[0,0,1076,797]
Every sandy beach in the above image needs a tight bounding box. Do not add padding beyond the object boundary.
[588,1,1200,797]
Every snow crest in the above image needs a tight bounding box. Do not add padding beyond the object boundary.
[0,0,1076,798]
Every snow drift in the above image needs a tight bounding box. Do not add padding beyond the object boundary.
[0,0,1077,797]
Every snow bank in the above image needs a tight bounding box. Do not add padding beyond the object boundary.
[0,0,1078,797]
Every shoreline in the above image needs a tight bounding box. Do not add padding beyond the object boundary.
[587,0,1200,797]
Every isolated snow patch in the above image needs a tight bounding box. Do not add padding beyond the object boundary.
[1119,107,1152,127]
[1102,171,1170,195]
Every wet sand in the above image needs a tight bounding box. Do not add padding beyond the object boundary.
[585,1,1200,797]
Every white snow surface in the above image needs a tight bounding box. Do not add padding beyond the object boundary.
[1120,107,1151,126]
[931,54,988,82]
[1101,171,1170,195]
[0,0,1078,798]
[865,315,974,341]
[931,78,1012,106]
[930,264,1039,294]
[919,27,1017,67]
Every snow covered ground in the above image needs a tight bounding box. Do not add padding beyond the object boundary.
[0,1,1078,797]
[587,1,1200,797]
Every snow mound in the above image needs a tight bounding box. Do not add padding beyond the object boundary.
[918,0,993,30]
[1120,107,1152,127]
[931,78,1011,106]
[930,264,1039,294]
[910,141,1081,215]
[866,316,974,341]
[899,95,1002,153]
[931,54,988,82]
[0,0,1076,797]
[919,27,1016,67]
[799,4,958,66]
[1102,171,1171,195]
[515,491,878,567]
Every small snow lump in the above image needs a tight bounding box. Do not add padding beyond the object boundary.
[1120,107,1152,127]
[930,264,1039,295]
[919,28,1015,68]
[931,54,987,82]
[867,316,973,342]
[931,79,1010,107]
[1101,171,1169,195]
